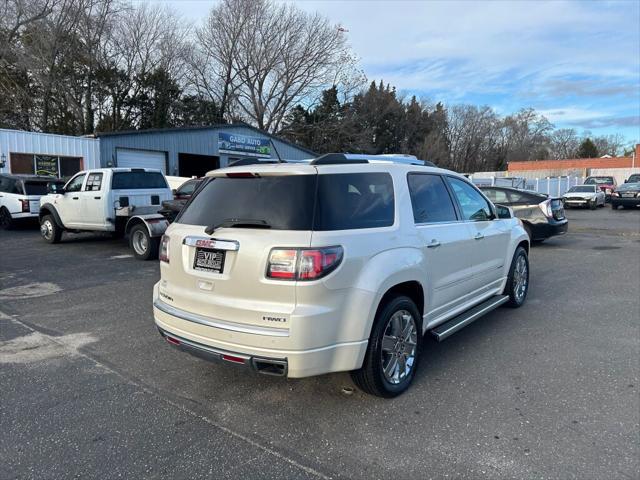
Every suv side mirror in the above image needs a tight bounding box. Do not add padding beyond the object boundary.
[495,204,513,219]
[47,182,64,194]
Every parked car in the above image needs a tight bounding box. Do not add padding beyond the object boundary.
[39,168,172,260]
[480,186,567,242]
[584,176,616,201]
[624,173,640,184]
[0,174,63,230]
[611,183,640,209]
[153,155,530,398]
[160,178,204,223]
[562,185,606,210]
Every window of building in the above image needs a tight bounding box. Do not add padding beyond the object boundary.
[9,153,83,179]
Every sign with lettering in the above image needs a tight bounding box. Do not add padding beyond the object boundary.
[218,133,271,158]
[35,155,59,177]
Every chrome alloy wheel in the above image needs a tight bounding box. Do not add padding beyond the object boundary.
[513,255,528,302]
[380,310,418,384]
[132,229,148,255]
[40,219,53,240]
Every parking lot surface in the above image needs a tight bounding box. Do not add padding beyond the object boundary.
[1,206,639,479]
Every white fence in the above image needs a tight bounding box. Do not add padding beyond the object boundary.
[470,175,584,197]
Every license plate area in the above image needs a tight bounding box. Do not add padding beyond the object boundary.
[193,248,226,273]
[622,193,635,198]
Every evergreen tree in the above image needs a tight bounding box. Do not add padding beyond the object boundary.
[577,138,599,158]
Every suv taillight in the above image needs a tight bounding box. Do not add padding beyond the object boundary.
[267,246,343,281]
[20,199,29,212]
[159,235,170,263]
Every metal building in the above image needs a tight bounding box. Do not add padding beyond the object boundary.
[0,129,100,177]
[97,124,316,177]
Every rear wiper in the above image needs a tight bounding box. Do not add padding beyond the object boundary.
[205,218,271,235]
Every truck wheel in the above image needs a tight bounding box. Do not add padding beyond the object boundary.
[351,295,422,398]
[504,246,529,308]
[0,207,13,230]
[129,224,159,260]
[40,215,62,243]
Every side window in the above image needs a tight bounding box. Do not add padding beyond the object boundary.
[0,177,8,193]
[315,173,395,230]
[84,173,103,192]
[6,179,20,194]
[482,188,509,204]
[447,177,493,221]
[407,174,458,223]
[177,181,197,196]
[65,173,86,193]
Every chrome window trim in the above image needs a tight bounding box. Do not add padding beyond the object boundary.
[154,299,290,337]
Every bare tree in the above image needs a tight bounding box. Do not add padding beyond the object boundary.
[193,0,350,132]
[550,128,580,159]
[592,133,626,157]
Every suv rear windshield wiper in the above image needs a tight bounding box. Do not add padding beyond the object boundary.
[205,218,271,235]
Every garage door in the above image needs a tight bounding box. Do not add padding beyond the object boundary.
[117,149,167,173]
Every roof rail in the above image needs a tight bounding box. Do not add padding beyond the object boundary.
[309,153,437,167]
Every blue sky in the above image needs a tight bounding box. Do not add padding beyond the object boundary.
[160,0,639,144]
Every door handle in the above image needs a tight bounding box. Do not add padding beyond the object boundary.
[474,233,484,240]
[94,196,101,200]
[427,239,441,248]
[72,197,79,200]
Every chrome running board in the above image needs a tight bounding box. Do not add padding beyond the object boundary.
[431,295,509,342]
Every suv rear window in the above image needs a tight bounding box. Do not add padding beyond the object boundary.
[178,172,395,231]
[23,181,49,195]
[178,175,316,230]
[112,171,168,190]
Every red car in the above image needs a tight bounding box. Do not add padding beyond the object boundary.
[584,176,617,201]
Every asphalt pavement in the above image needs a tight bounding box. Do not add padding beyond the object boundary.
[1,206,638,479]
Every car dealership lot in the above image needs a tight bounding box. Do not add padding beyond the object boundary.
[1,207,638,479]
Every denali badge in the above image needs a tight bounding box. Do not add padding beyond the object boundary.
[262,315,287,323]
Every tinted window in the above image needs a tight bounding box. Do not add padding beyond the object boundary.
[507,190,544,203]
[408,174,457,223]
[112,171,168,190]
[482,188,509,204]
[447,177,493,221]
[0,177,19,194]
[65,173,86,193]
[23,182,49,195]
[314,173,394,230]
[178,175,316,230]
[568,186,596,193]
[85,173,103,192]
[177,180,198,196]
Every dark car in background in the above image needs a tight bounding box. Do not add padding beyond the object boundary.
[584,176,616,201]
[159,178,204,222]
[624,173,640,184]
[480,186,568,242]
[611,183,640,209]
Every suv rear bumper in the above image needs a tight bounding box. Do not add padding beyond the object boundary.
[153,305,368,378]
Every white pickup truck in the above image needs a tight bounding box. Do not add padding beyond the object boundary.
[39,168,172,260]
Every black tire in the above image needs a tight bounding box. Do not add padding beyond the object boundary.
[612,203,620,210]
[523,224,533,242]
[589,200,596,210]
[40,214,62,244]
[503,246,529,308]
[351,295,423,398]
[129,224,159,260]
[0,207,13,230]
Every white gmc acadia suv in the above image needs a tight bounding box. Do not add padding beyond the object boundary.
[153,154,530,397]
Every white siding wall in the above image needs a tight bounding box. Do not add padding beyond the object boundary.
[0,129,100,174]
